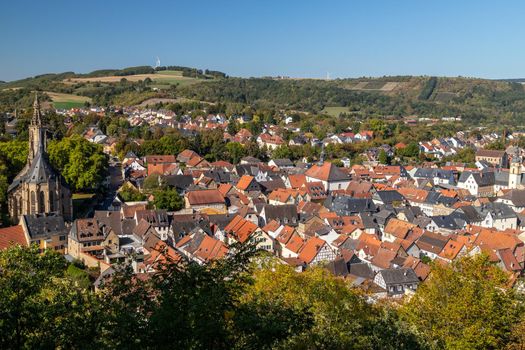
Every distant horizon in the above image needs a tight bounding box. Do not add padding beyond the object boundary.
[2,0,525,82]
[2,64,525,83]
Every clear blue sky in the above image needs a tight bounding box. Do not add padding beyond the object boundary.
[1,0,524,81]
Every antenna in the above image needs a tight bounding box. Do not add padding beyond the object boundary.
[155,56,161,68]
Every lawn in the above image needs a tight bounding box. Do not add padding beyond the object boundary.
[322,106,350,117]
[66,70,203,87]
[45,91,91,109]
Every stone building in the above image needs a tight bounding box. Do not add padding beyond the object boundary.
[7,94,72,223]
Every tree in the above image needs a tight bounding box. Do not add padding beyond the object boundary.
[271,145,292,160]
[242,263,419,349]
[402,254,521,350]
[143,173,164,192]
[118,183,146,202]
[485,140,506,150]
[378,149,390,165]
[225,142,244,164]
[397,142,420,158]
[152,188,184,211]
[47,135,108,192]
[0,140,28,179]
[0,245,103,349]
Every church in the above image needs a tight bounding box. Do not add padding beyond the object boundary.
[7,94,73,223]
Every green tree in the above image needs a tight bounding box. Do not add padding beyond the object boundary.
[0,140,28,178]
[0,245,103,349]
[244,263,420,349]
[485,140,506,150]
[118,183,147,202]
[402,254,521,350]
[271,145,293,160]
[378,149,390,165]
[225,142,244,164]
[47,135,108,192]
[143,173,164,192]
[152,188,184,211]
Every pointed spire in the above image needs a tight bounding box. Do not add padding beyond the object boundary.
[32,92,42,126]
[318,143,325,166]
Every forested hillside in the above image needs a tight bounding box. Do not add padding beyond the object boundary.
[2,67,525,126]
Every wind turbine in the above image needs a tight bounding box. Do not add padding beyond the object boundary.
[155,56,161,68]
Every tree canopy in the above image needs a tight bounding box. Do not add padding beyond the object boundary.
[47,135,108,192]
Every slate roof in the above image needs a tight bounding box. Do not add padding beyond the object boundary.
[163,175,194,191]
[458,171,495,187]
[348,262,375,279]
[430,215,466,230]
[374,190,404,204]
[262,204,298,225]
[22,213,68,240]
[378,268,419,285]
[328,196,377,215]
[476,202,517,220]
[501,189,525,207]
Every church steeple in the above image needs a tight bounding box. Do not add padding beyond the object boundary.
[32,92,42,126]
[28,92,46,162]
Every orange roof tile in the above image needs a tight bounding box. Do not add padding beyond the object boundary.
[298,236,327,264]
[236,175,255,191]
[0,225,27,250]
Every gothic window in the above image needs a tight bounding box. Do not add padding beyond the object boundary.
[30,191,36,214]
[12,198,17,217]
[18,197,22,215]
[39,191,45,213]
[49,191,54,212]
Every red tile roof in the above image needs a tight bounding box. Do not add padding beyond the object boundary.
[0,225,27,250]
[187,189,225,205]
[298,236,327,264]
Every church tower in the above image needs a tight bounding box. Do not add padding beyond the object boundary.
[7,93,73,223]
[509,155,522,189]
[28,93,46,162]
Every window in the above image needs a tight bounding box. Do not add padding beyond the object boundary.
[59,235,66,241]
[30,191,36,214]
[39,191,45,213]
[49,191,54,212]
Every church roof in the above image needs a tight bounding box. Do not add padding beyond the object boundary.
[26,145,58,185]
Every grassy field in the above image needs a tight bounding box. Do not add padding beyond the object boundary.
[45,92,91,109]
[65,70,202,87]
[322,106,350,117]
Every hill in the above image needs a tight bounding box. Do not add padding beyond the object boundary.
[0,65,226,110]
[2,66,525,127]
[179,75,525,126]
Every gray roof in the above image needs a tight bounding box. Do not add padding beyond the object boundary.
[23,213,68,240]
[453,206,483,223]
[413,168,455,182]
[459,171,495,187]
[263,204,298,224]
[501,189,525,207]
[271,158,294,167]
[327,196,377,215]
[349,262,375,279]
[204,170,232,184]
[431,215,466,230]
[476,202,517,220]
[374,190,404,205]
[163,175,194,191]
[378,268,419,285]
[326,257,349,277]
